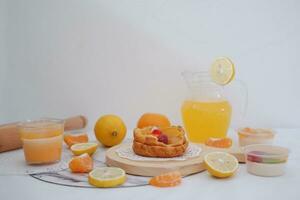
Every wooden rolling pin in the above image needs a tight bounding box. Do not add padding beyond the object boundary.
[0,115,88,153]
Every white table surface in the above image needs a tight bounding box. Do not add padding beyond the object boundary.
[1,128,299,200]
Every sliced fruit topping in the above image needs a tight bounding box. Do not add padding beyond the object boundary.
[70,142,98,156]
[64,133,89,148]
[205,137,232,148]
[88,167,126,188]
[69,153,93,173]
[158,134,168,144]
[149,171,182,187]
[151,128,162,136]
[210,57,235,85]
[204,152,238,178]
[161,126,184,145]
[161,127,182,137]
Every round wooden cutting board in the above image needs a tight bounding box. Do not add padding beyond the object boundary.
[105,143,244,177]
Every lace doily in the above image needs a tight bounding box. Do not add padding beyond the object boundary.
[0,147,72,175]
[116,143,202,161]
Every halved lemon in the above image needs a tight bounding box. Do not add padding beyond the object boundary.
[204,152,238,178]
[88,167,126,188]
[70,142,98,156]
[210,57,235,85]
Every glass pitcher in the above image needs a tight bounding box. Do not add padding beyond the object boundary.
[181,70,247,143]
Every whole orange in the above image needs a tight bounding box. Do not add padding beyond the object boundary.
[137,113,171,128]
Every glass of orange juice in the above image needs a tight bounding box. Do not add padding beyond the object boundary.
[18,119,64,164]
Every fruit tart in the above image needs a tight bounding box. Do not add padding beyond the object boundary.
[132,126,188,158]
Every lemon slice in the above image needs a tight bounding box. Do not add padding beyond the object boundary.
[210,57,235,85]
[204,152,238,178]
[70,142,98,156]
[88,167,126,188]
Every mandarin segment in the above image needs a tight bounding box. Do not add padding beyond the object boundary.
[69,153,93,173]
[149,171,182,187]
[64,133,89,148]
[205,137,232,148]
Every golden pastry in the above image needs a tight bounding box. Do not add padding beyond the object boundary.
[132,126,188,158]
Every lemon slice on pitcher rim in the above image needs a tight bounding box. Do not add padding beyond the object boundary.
[70,142,98,156]
[210,57,235,85]
[204,152,239,178]
[88,167,126,188]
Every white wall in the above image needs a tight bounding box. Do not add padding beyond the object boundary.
[1,0,300,129]
[0,0,7,120]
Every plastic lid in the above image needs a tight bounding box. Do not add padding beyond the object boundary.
[237,127,275,138]
[244,144,289,159]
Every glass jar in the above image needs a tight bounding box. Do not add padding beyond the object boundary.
[18,119,64,164]
[181,71,232,143]
[181,70,247,143]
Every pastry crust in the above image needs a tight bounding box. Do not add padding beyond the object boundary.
[132,126,189,158]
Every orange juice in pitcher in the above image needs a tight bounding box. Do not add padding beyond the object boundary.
[181,58,247,143]
[181,100,232,143]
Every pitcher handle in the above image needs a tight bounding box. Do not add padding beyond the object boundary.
[233,79,248,118]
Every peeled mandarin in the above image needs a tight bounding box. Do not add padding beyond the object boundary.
[69,153,93,173]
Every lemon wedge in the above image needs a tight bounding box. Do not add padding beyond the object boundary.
[70,142,98,156]
[210,57,235,85]
[88,167,126,188]
[204,152,238,178]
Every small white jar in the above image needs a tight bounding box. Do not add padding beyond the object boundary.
[244,144,289,177]
[238,127,275,147]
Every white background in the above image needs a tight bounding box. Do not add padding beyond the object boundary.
[1,0,300,130]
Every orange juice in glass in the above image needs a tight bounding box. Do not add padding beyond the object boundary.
[19,119,64,164]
